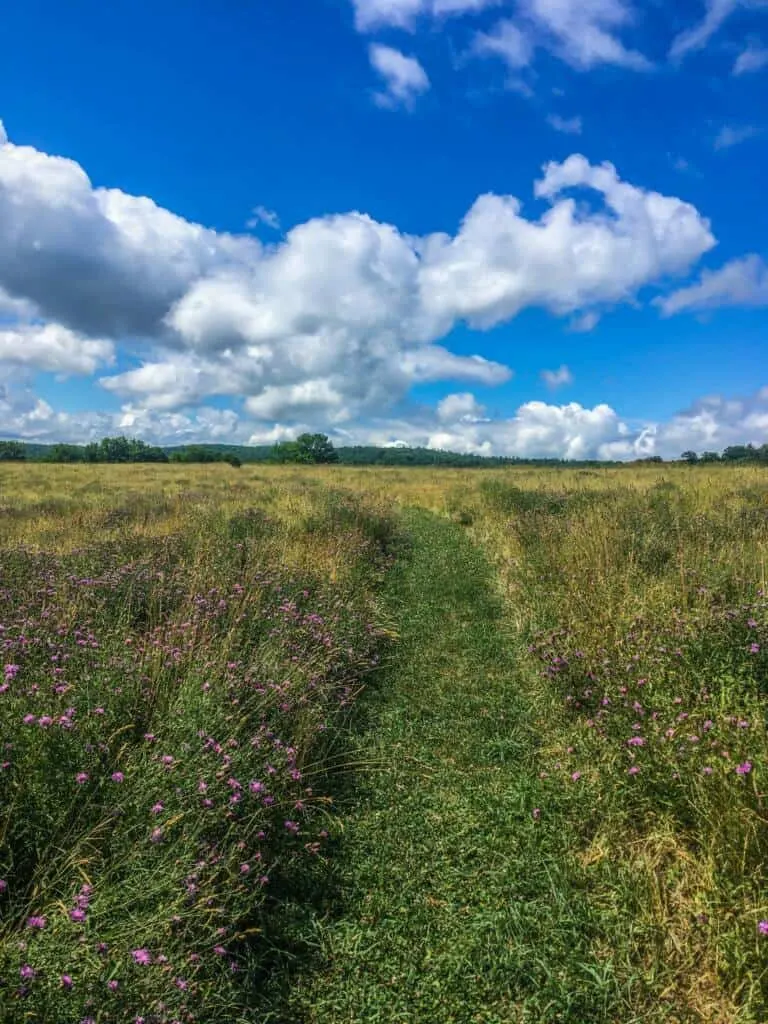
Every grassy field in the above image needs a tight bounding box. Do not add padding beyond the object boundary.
[0,462,767,1022]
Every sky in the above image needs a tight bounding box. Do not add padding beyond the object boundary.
[0,0,766,459]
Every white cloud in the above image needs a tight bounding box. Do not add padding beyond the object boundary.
[473,19,534,69]
[353,0,498,31]
[670,0,736,60]
[369,44,431,109]
[4,370,768,462]
[0,323,114,375]
[0,285,37,321]
[366,387,768,460]
[436,392,488,421]
[418,155,714,331]
[0,132,259,340]
[656,254,768,315]
[669,0,768,61]
[0,121,7,148]
[473,0,650,76]
[733,41,768,72]
[247,205,280,231]
[569,310,601,332]
[0,124,717,429]
[654,390,768,455]
[713,124,759,149]
[541,364,574,388]
[518,0,651,71]
[547,114,583,135]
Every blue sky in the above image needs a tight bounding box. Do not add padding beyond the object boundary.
[0,0,766,458]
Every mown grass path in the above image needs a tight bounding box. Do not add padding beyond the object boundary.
[280,511,634,1024]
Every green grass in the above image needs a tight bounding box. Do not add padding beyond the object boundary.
[2,465,767,1022]
[278,511,655,1023]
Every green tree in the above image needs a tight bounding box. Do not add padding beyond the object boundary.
[680,451,699,464]
[296,433,339,463]
[48,444,85,463]
[270,441,307,464]
[0,440,26,461]
[270,434,338,464]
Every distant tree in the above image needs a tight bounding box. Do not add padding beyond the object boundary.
[270,441,307,464]
[48,444,85,463]
[99,436,132,462]
[721,444,756,463]
[270,434,338,465]
[296,433,339,464]
[0,441,26,461]
[699,451,721,463]
[680,451,699,464]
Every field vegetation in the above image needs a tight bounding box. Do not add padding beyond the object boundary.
[0,462,766,1022]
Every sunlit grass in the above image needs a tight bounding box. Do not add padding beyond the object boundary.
[1,461,767,1021]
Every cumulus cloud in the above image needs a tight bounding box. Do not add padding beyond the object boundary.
[3,367,768,462]
[417,155,713,331]
[0,323,114,375]
[436,392,488,421]
[364,386,768,460]
[0,124,717,429]
[0,131,259,340]
[369,44,431,108]
[656,254,768,315]
[547,114,583,135]
[654,389,768,455]
[541,364,574,389]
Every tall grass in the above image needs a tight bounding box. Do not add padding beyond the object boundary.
[472,467,768,1020]
[2,462,767,1020]
[0,465,398,1022]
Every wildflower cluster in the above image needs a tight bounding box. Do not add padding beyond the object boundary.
[0,500,395,1021]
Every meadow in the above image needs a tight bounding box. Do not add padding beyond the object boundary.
[0,462,766,1023]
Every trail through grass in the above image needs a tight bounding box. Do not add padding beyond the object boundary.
[283,511,642,1024]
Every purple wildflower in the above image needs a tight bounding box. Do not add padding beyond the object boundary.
[736,762,753,775]
[131,948,152,965]
[75,772,89,784]
[759,921,768,935]
[26,916,47,929]
[111,771,124,783]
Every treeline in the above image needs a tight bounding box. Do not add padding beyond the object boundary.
[680,445,768,464]
[0,437,241,466]
[1,437,768,467]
